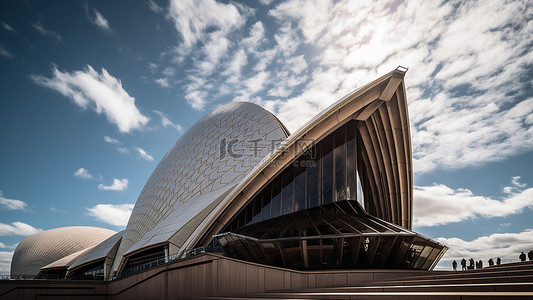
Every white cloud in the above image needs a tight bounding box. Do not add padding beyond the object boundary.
[148,0,163,13]
[241,21,265,52]
[414,177,533,227]
[222,49,247,79]
[116,147,129,154]
[49,207,66,213]
[259,0,274,5]
[0,191,27,211]
[31,19,61,42]
[87,204,134,227]
[162,67,175,76]
[167,0,251,110]
[437,229,533,265]
[263,0,533,174]
[73,167,94,180]
[0,242,17,250]
[103,136,129,154]
[155,78,169,88]
[98,178,128,191]
[273,23,301,57]
[0,45,13,58]
[31,64,149,133]
[512,176,527,189]
[92,10,112,33]
[104,136,120,144]
[153,110,183,132]
[85,3,113,33]
[0,222,42,236]
[157,0,532,176]
[0,251,13,275]
[135,147,154,161]
[168,0,245,50]
[1,21,15,33]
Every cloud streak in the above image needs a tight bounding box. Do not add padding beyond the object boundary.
[0,45,13,59]
[84,3,113,33]
[31,19,61,42]
[414,177,533,227]
[0,191,27,211]
[1,21,15,33]
[0,242,18,250]
[73,167,94,180]
[266,0,533,174]
[31,65,149,133]
[104,136,120,144]
[161,0,532,175]
[153,110,183,132]
[437,229,533,266]
[0,222,42,236]
[167,0,251,110]
[0,251,13,274]
[135,147,154,161]
[87,204,134,227]
[98,178,128,191]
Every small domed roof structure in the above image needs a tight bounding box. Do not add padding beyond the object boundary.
[10,226,116,276]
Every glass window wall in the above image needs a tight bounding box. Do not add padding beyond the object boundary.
[228,120,365,230]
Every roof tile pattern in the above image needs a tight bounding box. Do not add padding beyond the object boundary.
[113,102,287,271]
[10,226,116,276]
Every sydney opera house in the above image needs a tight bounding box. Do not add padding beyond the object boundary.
[6,68,449,298]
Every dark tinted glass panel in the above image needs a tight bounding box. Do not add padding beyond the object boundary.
[244,202,253,225]
[252,193,262,223]
[307,148,319,208]
[271,176,282,218]
[262,185,271,220]
[223,121,365,232]
[334,126,346,202]
[282,166,294,214]
[346,122,356,201]
[321,135,333,204]
[294,162,306,211]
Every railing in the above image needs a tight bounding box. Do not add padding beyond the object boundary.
[118,246,224,278]
[183,246,223,259]
[1,246,225,281]
[0,275,34,280]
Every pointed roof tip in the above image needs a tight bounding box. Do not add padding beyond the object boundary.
[397,65,409,72]
[393,66,408,77]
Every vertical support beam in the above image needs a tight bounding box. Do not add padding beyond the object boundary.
[301,239,309,269]
[359,125,386,219]
[379,103,401,226]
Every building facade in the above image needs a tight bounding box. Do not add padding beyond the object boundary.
[10,67,446,281]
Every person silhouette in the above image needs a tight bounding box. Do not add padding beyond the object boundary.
[478,259,483,268]
[461,258,467,270]
[452,260,457,271]
[520,252,527,262]
[528,250,533,261]
[496,257,501,265]
[469,258,475,269]
[488,258,494,266]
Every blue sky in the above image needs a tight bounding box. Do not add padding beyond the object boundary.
[1,0,532,273]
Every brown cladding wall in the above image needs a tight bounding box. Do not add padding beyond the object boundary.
[0,253,432,300]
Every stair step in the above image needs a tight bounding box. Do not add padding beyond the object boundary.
[370,274,533,286]
[379,264,533,282]
[213,291,533,299]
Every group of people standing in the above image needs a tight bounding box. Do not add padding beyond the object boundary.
[451,250,533,271]
[519,250,533,262]
[452,257,500,271]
